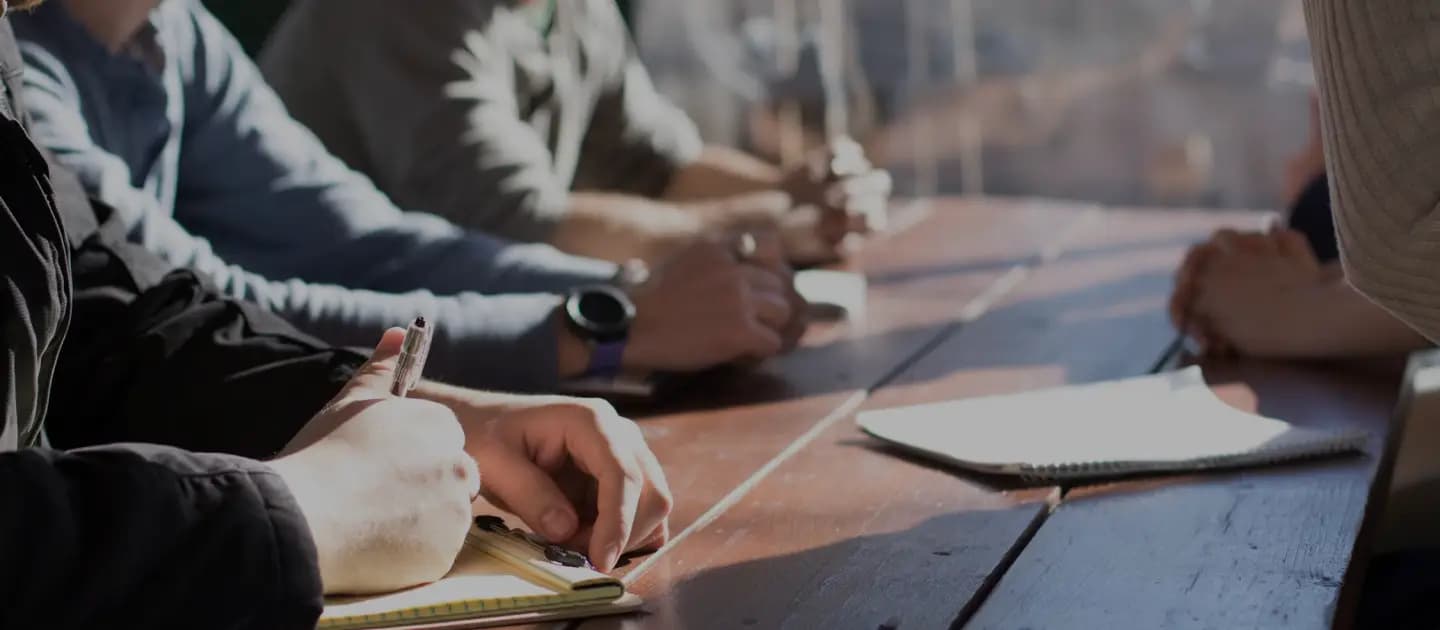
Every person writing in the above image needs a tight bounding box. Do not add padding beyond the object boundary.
[12,0,805,393]
[2,8,668,627]
[260,0,892,266]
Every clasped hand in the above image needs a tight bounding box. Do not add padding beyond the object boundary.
[1169,228,1326,357]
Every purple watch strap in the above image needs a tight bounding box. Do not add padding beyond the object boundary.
[585,339,626,378]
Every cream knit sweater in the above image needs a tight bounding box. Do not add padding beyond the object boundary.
[1305,0,1440,342]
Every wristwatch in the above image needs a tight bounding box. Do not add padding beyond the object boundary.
[564,284,635,378]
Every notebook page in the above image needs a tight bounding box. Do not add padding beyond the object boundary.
[321,544,620,627]
[858,367,1364,476]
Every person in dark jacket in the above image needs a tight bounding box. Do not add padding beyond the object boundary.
[0,3,670,627]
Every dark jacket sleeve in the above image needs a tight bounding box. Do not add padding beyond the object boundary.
[0,444,323,630]
[0,18,326,627]
[42,160,366,459]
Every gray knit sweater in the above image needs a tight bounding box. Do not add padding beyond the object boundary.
[1305,0,1440,341]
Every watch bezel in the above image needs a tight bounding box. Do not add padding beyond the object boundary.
[565,284,635,343]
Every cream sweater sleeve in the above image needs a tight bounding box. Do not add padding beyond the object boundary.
[1305,0,1440,342]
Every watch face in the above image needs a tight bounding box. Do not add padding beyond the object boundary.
[568,285,634,340]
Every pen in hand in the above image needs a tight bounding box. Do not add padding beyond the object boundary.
[391,316,433,397]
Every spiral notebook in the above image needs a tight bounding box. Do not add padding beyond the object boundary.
[318,517,641,629]
[858,367,1366,482]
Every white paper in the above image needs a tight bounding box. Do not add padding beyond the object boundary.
[858,367,1366,479]
[795,269,867,320]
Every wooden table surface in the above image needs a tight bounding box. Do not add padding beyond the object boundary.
[558,198,1402,630]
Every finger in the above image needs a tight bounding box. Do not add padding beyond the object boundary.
[634,520,669,553]
[341,327,408,397]
[746,230,789,275]
[1210,229,1242,253]
[781,287,810,351]
[741,264,789,296]
[627,449,673,552]
[1236,231,1278,255]
[817,208,853,243]
[832,170,893,198]
[1170,244,1210,327]
[574,447,643,572]
[1272,229,1319,264]
[848,208,877,235]
[739,318,785,360]
[460,451,482,503]
[750,288,793,331]
[474,447,580,543]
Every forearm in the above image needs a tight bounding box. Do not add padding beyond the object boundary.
[550,192,796,264]
[54,227,364,458]
[662,146,784,202]
[1278,279,1431,358]
[0,446,322,629]
[551,192,705,264]
[272,287,575,393]
[1304,0,1440,341]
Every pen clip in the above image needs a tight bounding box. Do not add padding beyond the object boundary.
[473,515,593,569]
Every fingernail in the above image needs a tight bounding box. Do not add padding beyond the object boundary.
[540,508,575,541]
[602,543,622,571]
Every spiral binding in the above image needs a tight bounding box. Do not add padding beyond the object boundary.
[1016,432,1367,483]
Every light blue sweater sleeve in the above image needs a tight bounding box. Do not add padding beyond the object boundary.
[169,2,617,296]
[13,3,615,391]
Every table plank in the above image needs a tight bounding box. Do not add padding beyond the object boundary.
[963,359,1402,630]
[583,207,1256,629]
[616,198,1098,566]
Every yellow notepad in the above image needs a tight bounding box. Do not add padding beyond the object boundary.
[319,518,641,630]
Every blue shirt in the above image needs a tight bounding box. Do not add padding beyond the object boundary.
[13,0,619,391]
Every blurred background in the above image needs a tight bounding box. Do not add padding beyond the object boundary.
[632,0,1314,210]
[209,0,1315,211]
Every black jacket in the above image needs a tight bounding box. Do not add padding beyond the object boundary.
[0,17,363,630]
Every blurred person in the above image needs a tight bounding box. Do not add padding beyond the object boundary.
[1302,4,1440,626]
[1168,93,1429,359]
[13,0,806,393]
[0,6,669,629]
[260,0,892,267]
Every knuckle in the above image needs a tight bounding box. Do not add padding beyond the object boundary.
[573,396,618,420]
[653,484,675,516]
[413,401,464,438]
[451,454,480,489]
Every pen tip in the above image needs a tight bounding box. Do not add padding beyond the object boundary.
[415,316,427,328]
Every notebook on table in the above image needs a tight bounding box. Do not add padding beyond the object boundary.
[319,517,642,630]
[858,367,1367,482]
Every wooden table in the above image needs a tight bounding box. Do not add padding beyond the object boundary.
[570,198,1402,630]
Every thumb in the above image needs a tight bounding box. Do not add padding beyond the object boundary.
[1271,229,1319,265]
[341,327,408,397]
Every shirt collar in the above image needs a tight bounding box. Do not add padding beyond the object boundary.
[121,19,165,73]
[28,0,167,74]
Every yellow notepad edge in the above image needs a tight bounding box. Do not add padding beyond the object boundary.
[317,539,623,629]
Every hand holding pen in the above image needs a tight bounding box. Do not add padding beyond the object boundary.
[269,327,478,594]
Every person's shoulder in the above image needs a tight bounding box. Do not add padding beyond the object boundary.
[574,0,630,35]
[295,0,503,28]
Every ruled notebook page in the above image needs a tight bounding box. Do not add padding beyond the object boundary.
[858,367,1366,480]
